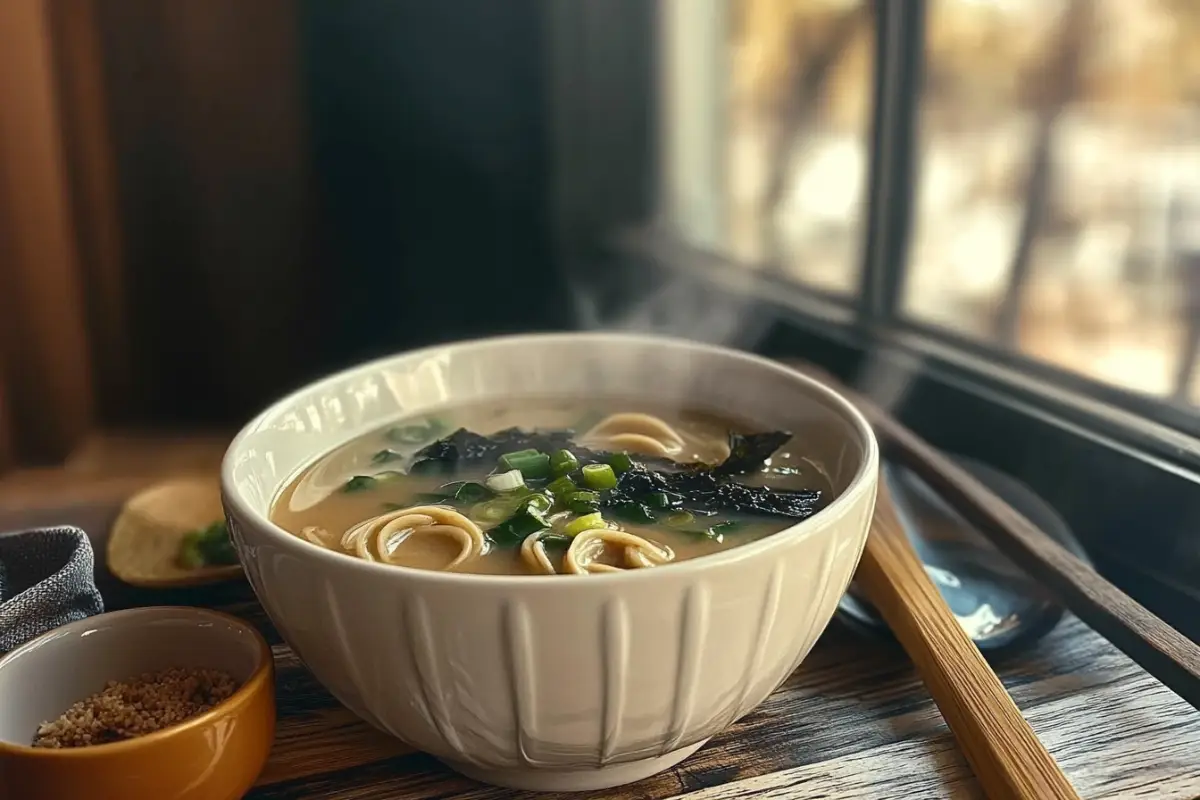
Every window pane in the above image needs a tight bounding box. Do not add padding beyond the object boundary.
[906,0,1200,402]
[662,0,875,293]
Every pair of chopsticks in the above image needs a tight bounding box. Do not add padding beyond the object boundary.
[789,360,1200,800]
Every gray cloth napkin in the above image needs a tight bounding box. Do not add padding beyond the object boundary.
[0,526,104,654]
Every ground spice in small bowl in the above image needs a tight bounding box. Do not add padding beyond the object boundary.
[31,667,239,748]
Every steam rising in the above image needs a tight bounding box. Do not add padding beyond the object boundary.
[569,260,922,416]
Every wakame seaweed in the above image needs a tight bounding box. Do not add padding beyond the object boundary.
[409,427,604,473]
[712,431,793,476]
[602,465,822,520]
[408,425,821,523]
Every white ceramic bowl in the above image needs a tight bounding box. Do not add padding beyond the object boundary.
[221,333,879,791]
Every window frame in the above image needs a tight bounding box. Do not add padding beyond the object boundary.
[545,0,1200,471]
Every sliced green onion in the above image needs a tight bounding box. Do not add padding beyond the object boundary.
[178,521,236,568]
[178,538,206,569]
[608,452,634,474]
[486,469,526,493]
[499,451,551,479]
[342,475,378,493]
[498,448,539,463]
[545,475,577,497]
[565,512,606,537]
[580,463,617,490]
[522,493,553,515]
[566,490,600,515]
[550,449,579,476]
[470,497,521,523]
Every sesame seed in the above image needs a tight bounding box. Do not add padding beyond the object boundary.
[31,667,239,749]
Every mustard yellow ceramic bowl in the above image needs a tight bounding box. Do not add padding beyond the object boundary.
[0,607,275,800]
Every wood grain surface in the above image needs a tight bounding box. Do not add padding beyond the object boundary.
[224,592,1200,799]
[2,493,1197,799]
[857,484,1078,799]
[786,359,1200,713]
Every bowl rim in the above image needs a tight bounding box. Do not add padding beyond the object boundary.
[0,606,273,758]
[221,331,880,586]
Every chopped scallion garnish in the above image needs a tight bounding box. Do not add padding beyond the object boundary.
[566,490,600,515]
[178,521,236,568]
[545,475,577,497]
[550,449,579,476]
[608,452,634,474]
[499,450,551,479]
[522,493,553,515]
[486,469,527,493]
[580,463,617,490]
[564,512,606,537]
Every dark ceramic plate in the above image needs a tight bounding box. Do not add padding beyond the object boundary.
[837,455,1090,656]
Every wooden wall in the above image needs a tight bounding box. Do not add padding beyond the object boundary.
[0,0,98,464]
[0,0,315,465]
[0,0,560,466]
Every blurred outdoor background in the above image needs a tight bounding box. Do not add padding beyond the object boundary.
[694,0,1200,402]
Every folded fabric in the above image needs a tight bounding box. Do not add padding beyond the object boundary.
[0,526,104,654]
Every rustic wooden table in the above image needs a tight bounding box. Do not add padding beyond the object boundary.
[3,436,1199,799]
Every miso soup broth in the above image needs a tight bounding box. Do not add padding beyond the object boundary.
[271,399,832,576]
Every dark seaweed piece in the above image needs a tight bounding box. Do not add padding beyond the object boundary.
[372,449,405,464]
[539,533,572,557]
[343,475,379,493]
[610,502,657,525]
[407,425,816,520]
[603,466,822,520]
[408,427,606,474]
[712,431,793,476]
[487,507,548,548]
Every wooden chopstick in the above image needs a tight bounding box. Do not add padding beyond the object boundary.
[788,360,1200,711]
[859,481,1080,799]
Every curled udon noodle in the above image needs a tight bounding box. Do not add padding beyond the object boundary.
[564,527,674,575]
[520,531,560,575]
[519,527,675,576]
[579,412,730,463]
[305,505,486,570]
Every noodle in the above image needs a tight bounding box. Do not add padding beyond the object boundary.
[337,506,486,570]
[564,528,675,575]
[581,412,686,458]
[271,400,830,576]
[580,412,730,463]
[520,531,560,575]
